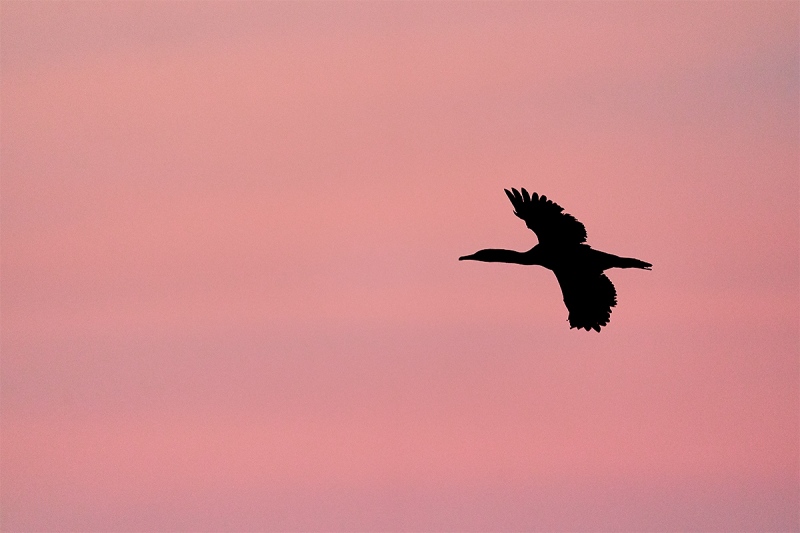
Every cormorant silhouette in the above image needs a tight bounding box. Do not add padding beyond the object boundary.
[460,188,651,331]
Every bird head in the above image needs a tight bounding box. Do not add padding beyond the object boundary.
[459,250,490,261]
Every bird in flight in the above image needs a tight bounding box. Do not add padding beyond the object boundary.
[460,188,651,331]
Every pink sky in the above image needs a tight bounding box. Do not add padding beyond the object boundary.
[1,2,798,531]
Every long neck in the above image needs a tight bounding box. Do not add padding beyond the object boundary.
[463,248,540,265]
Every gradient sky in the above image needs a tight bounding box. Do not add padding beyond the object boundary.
[1,2,798,531]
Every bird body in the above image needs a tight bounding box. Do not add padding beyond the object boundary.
[460,189,651,331]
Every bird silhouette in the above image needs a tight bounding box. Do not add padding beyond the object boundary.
[460,188,651,331]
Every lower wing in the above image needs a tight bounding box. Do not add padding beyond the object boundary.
[553,269,618,332]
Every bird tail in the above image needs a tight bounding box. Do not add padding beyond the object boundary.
[617,257,652,270]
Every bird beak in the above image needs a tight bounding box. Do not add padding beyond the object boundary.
[459,254,474,261]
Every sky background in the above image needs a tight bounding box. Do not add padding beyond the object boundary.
[1,2,798,531]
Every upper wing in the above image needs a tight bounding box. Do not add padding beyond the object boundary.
[504,188,587,245]
[553,269,617,332]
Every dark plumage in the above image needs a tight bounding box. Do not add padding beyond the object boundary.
[460,188,651,331]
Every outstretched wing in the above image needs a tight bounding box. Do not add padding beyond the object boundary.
[504,188,587,245]
[553,269,617,332]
